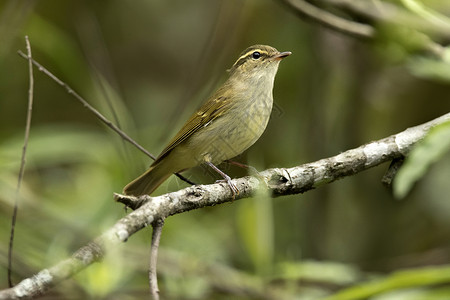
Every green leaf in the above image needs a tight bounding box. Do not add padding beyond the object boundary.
[236,183,274,275]
[394,121,450,198]
[401,0,450,29]
[324,265,450,300]
[276,260,362,285]
[408,47,450,83]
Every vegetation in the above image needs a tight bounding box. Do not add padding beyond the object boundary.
[1,0,450,299]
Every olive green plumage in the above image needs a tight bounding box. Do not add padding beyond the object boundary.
[124,45,291,196]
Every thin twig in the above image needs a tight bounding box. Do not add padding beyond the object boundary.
[281,0,375,39]
[284,0,447,60]
[8,36,34,287]
[149,219,164,300]
[16,51,195,186]
[381,157,405,189]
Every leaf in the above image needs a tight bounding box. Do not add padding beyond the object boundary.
[236,172,274,274]
[408,47,450,83]
[401,0,450,29]
[324,265,450,300]
[394,121,450,198]
[276,260,362,285]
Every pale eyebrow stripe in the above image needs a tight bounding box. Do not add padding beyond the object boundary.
[233,50,270,68]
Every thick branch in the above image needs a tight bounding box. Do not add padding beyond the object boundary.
[1,112,449,299]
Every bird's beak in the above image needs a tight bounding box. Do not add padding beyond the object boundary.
[272,51,292,61]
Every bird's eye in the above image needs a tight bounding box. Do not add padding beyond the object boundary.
[252,51,261,59]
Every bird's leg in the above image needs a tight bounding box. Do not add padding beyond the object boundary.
[204,160,239,198]
[225,160,267,187]
[225,160,260,176]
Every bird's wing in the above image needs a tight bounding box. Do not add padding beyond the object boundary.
[154,91,231,164]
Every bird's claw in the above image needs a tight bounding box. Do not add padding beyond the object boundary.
[216,176,239,199]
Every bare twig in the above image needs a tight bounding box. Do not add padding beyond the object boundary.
[282,0,448,60]
[16,51,195,186]
[149,219,164,300]
[1,112,448,299]
[381,157,405,189]
[281,0,375,39]
[8,36,34,288]
[323,0,450,36]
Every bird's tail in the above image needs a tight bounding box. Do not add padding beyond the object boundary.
[123,162,172,196]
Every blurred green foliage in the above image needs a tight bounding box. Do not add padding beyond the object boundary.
[394,121,450,199]
[1,0,450,299]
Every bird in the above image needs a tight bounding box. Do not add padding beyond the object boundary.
[123,44,291,196]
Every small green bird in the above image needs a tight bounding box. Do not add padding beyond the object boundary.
[124,44,291,196]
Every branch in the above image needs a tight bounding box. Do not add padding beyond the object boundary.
[281,0,375,39]
[281,0,448,60]
[16,51,195,186]
[149,219,164,300]
[8,36,34,287]
[1,112,449,299]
